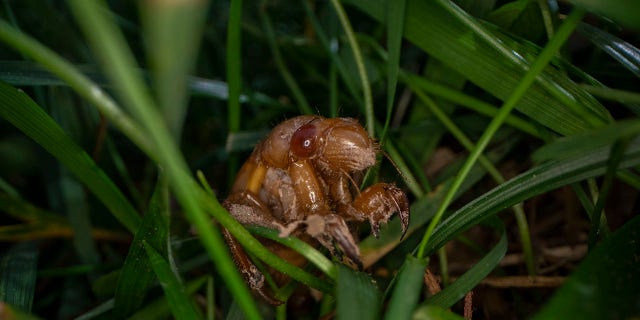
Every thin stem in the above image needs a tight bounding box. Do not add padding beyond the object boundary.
[227,0,242,132]
[259,2,313,115]
[330,0,374,136]
[411,87,536,275]
[417,8,586,259]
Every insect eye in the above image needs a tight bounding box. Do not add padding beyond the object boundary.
[291,123,318,158]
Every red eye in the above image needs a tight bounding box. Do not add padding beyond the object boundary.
[291,123,318,158]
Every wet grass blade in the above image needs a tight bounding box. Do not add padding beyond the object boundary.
[66,1,261,317]
[336,264,381,320]
[383,255,428,320]
[113,177,170,318]
[0,81,141,233]
[571,0,640,30]
[427,219,507,308]
[380,0,406,141]
[141,0,208,138]
[128,276,208,320]
[359,137,516,267]
[344,0,609,135]
[0,242,38,312]
[533,120,640,162]
[424,137,640,257]
[143,241,202,320]
[577,23,640,78]
[413,305,465,320]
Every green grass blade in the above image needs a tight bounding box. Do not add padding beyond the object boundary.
[577,23,640,78]
[0,21,154,156]
[380,0,406,141]
[402,73,540,137]
[532,215,640,319]
[413,305,465,320]
[344,0,609,135]
[66,1,261,317]
[383,255,428,320]
[587,137,630,248]
[330,0,374,135]
[141,0,208,138]
[143,241,202,320]
[113,177,170,318]
[427,219,507,308]
[359,140,514,267]
[423,137,640,257]
[246,226,336,280]
[0,81,141,232]
[336,264,381,320]
[301,0,364,109]
[0,242,38,311]
[57,167,100,266]
[258,4,312,115]
[533,120,640,162]
[226,0,243,132]
[128,276,208,320]
[417,7,586,258]
[571,0,640,30]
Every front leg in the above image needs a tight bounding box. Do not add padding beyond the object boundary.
[281,160,362,265]
[348,183,410,238]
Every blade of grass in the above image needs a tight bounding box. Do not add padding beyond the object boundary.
[380,0,406,142]
[226,0,242,132]
[57,167,100,266]
[408,86,535,275]
[359,139,515,268]
[0,21,154,156]
[577,23,640,78]
[383,255,428,320]
[402,73,540,138]
[0,81,141,233]
[413,305,465,320]
[587,137,631,249]
[301,0,364,108]
[571,0,640,30]
[226,0,243,188]
[246,226,337,280]
[0,241,38,312]
[330,0,374,136]
[143,241,202,320]
[417,8,586,259]
[336,264,381,320]
[113,176,170,318]
[65,1,260,318]
[422,136,640,257]
[533,119,640,162]
[141,0,208,138]
[427,219,507,308]
[258,2,312,115]
[344,0,608,135]
[125,276,208,320]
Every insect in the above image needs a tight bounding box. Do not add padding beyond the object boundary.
[222,115,409,304]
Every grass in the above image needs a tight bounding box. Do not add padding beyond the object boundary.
[0,0,639,319]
